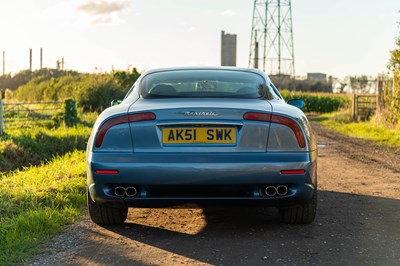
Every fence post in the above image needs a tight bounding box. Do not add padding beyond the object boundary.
[0,99,3,135]
[377,75,384,113]
[352,94,357,121]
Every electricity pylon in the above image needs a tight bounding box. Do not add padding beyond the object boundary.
[249,0,295,88]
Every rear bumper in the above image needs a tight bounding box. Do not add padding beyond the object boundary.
[87,151,317,208]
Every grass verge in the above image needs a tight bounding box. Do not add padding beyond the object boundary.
[0,151,87,266]
[0,125,91,172]
[315,113,400,148]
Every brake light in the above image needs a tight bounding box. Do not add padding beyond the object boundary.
[243,112,306,148]
[95,112,156,147]
[270,114,306,148]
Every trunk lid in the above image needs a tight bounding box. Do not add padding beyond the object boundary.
[128,98,273,152]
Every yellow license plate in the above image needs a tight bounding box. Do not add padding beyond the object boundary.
[162,127,237,144]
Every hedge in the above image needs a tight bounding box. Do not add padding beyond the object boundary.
[280,90,351,113]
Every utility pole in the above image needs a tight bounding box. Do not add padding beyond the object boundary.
[61,57,64,70]
[40,48,43,69]
[2,51,4,76]
[249,0,295,89]
[29,48,32,72]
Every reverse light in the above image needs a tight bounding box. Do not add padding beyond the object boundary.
[243,112,306,148]
[95,112,156,147]
[281,170,306,175]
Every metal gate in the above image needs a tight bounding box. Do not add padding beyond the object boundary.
[1,101,63,129]
[352,94,377,121]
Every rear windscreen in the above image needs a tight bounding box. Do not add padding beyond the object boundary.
[140,70,270,99]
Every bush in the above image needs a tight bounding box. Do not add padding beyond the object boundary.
[75,74,126,113]
[281,90,351,113]
[64,99,78,127]
[12,70,139,113]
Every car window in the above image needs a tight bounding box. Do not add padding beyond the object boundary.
[140,70,272,99]
[123,85,135,100]
[270,83,283,100]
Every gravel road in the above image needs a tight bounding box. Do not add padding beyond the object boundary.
[29,123,400,266]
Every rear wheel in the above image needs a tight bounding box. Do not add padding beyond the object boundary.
[87,191,128,225]
[279,190,317,224]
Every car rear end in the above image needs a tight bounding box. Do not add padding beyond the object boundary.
[86,68,317,224]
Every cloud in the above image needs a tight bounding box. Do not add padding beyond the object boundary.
[76,0,130,25]
[222,9,237,17]
[77,0,130,15]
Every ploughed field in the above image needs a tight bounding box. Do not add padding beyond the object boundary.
[29,123,400,265]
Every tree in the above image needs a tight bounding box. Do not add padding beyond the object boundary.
[347,75,371,94]
[113,67,141,89]
[380,27,400,127]
[388,37,400,72]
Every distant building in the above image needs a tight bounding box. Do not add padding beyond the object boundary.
[221,31,237,66]
[307,73,327,82]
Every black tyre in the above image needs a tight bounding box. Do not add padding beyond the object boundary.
[87,191,128,225]
[279,190,317,224]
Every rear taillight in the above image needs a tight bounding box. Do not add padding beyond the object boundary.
[243,112,306,148]
[95,112,156,148]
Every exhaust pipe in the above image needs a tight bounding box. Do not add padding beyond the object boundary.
[265,186,277,197]
[276,185,288,196]
[125,186,138,197]
[114,186,126,197]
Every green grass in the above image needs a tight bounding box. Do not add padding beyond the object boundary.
[316,113,400,148]
[0,151,87,266]
[0,124,91,172]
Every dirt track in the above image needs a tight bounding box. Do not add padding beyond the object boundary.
[29,123,400,265]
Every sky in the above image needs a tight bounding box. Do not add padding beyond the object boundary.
[0,0,399,78]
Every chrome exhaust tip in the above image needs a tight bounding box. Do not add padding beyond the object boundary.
[125,186,138,197]
[114,186,126,197]
[265,186,277,197]
[276,185,288,196]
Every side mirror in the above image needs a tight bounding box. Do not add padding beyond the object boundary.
[287,99,305,109]
[111,99,122,106]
